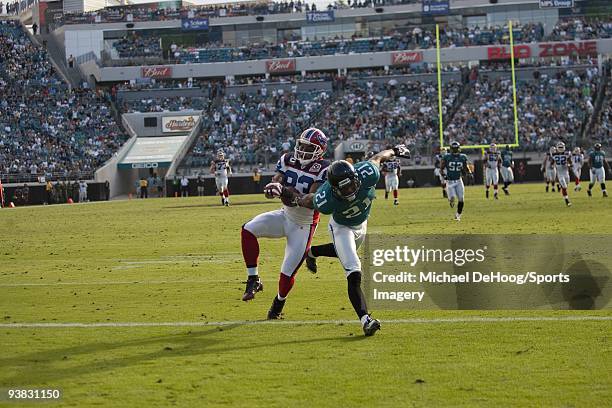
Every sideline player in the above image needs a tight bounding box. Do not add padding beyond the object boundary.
[294,145,409,336]
[440,141,472,221]
[541,147,557,192]
[553,142,572,207]
[500,145,514,195]
[483,143,500,199]
[382,156,401,205]
[571,147,584,192]
[210,150,232,206]
[587,143,610,198]
[240,128,330,319]
[434,148,448,198]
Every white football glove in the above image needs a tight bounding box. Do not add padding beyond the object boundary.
[393,144,410,158]
[264,182,283,199]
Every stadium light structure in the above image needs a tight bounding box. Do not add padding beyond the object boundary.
[437,21,520,151]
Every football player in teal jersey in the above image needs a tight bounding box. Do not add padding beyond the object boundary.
[586,143,610,198]
[440,141,472,221]
[500,145,514,195]
[292,145,409,336]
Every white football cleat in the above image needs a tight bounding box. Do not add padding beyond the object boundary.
[454,213,461,221]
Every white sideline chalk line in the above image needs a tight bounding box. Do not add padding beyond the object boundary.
[1,316,610,328]
[0,277,346,287]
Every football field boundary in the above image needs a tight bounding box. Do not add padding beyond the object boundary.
[1,316,610,329]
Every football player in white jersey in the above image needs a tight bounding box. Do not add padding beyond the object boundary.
[541,147,557,192]
[571,147,584,192]
[552,142,572,206]
[240,128,330,319]
[483,143,501,199]
[382,157,401,205]
[210,150,232,206]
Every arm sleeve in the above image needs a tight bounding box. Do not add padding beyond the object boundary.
[313,183,335,215]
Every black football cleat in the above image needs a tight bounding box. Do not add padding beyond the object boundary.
[362,315,381,336]
[305,254,317,274]
[267,296,286,319]
[242,276,263,301]
[587,189,592,197]
[503,187,509,196]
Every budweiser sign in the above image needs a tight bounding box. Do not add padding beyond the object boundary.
[391,51,423,65]
[487,41,598,60]
[141,66,172,78]
[266,59,296,73]
[162,116,196,133]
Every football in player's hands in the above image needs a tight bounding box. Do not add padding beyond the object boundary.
[280,186,302,207]
[393,144,410,158]
[264,182,283,199]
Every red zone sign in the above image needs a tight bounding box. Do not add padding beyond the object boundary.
[141,66,173,78]
[265,59,296,73]
[487,41,598,60]
[391,51,424,65]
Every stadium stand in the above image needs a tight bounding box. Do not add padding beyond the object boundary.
[0,20,127,182]
[102,17,611,65]
[447,67,600,149]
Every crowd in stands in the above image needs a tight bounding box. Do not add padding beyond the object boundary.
[0,20,127,180]
[0,0,36,16]
[113,35,162,59]
[120,95,211,113]
[58,0,418,26]
[182,88,331,171]
[447,68,599,150]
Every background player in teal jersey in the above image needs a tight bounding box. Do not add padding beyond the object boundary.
[500,145,514,195]
[440,141,472,221]
[587,143,611,198]
[292,145,409,336]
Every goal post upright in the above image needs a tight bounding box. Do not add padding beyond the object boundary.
[437,20,520,151]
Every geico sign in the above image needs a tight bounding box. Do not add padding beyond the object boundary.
[487,41,598,60]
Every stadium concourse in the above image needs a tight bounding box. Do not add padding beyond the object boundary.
[102,16,612,66]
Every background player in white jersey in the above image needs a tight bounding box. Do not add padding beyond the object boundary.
[541,147,557,192]
[483,143,500,199]
[571,147,584,192]
[210,150,232,206]
[434,148,448,198]
[240,128,330,319]
[552,142,572,206]
[382,157,401,205]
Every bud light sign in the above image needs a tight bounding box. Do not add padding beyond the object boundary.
[422,0,449,15]
[306,10,335,23]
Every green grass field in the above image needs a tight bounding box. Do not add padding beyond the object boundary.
[1,183,611,407]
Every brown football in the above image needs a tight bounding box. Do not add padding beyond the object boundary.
[281,186,302,207]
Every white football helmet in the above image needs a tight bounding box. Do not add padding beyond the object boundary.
[556,141,566,153]
[573,147,581,155]
[216,149,225,160]
[489,143,497,153]
[294,128,328,165]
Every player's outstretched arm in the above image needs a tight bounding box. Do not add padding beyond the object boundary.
[209,161,215,174]
[369,145,409,167]
[297,193,315,209]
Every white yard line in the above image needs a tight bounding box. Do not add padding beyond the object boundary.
[1,316,610,328]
